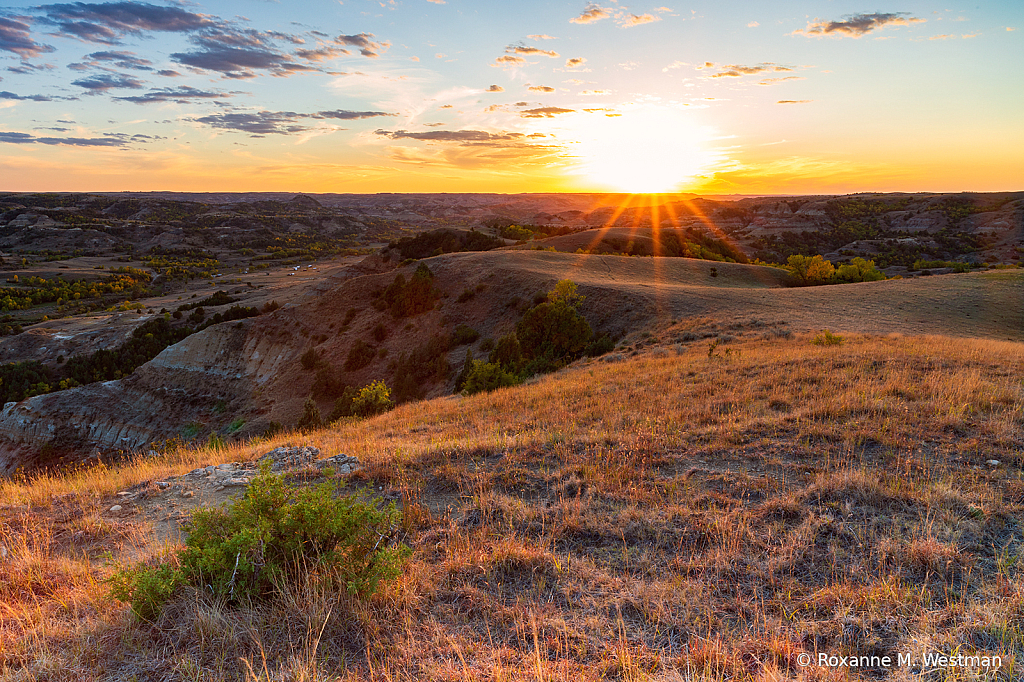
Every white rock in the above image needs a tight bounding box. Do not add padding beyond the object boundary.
[109,505,122,512]
[987,460,1001,467]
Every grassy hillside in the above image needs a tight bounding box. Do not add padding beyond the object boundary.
[2,332,1022,681]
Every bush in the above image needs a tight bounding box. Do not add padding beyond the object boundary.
[344,339,376,371]
[786,254,835,285]
[480,337,494,353]
[454,348,473,393]
[108,465,409,620]
[833,257,885,283]
[297,396,322,429]
[462,361,520,394]
[452,323,480,346]
[371,322,389,342]
[380,264,440,318]
[516,280,592,369]
[811,330,844,346]
[260,299,281,314]
[586,334,615,357]
[489,333,523,372]
[312,365,348,399]
[352,380,394,417]
[300,347,320,371]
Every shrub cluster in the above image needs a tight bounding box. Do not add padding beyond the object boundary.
[786,255,886,286]
[387,228,502,260]
[457,280,612,395]
[108,465,408,620]
[378,264,440,318]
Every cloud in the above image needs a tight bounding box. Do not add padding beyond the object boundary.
[426,0,445,4]
[375,129,527,143]
[69,49,154,72]
[492,55,526,67]
[528,34,556,40]
[507,45,559,57]
[564,57,586,69]
[71,72,145,91]
[36,1,217,44]
[520,106,574,118]
[570,4,611,24]
[1008,27,1017,32]
[114,85,236,103]
[312,109,395,120]
[486,84,504,92]
[579,89,609,95]
[528,85,555,92]
[620,13,659,27]
[171,42,313,79]
[776,100,812,104]
[747,21,759,28]
[0,16,55,59]
[335,33,387,58]
[0,130,129,146]
[795,12,924,38]
[189,111,312,135]
[756,76,804,85]
[704,63,793,78]
[190,108,395,135]
[929,34,953,40]
[0,90,55,101]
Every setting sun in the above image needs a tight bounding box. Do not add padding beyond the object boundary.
[564,107,725,193]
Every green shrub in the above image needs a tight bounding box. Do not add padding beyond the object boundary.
[300,347,320,371]
[786,254,835,285]
[457,288,475,303]
[489,333,523,373]
[452,324,480,346]
[372,322,389,342]
[312,364,348,399]
[344,339,376,371]
[516,280,592,370]
[108,465,409,620]
[380,264,440,318]
[454,348,473,393]
[811,330,844,346]
[833,257,885,283]
[352,380,394,417]
[462,361,520,394]
[479,337,494,353]
[297,396,322,429]
[586,334,615,357]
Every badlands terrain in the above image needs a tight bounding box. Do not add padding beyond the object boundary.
[0,190,1022,681]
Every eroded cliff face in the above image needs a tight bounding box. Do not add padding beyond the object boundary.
[0,319,302,475]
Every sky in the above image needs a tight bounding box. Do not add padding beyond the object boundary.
[0,0,1020,194]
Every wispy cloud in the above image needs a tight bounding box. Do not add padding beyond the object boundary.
[191,109,395,135]
[777,100,812,104]
[0,130,130,146]
[520,106,574,118]
[506,45,559,57]
[0,16,55,59]
[528,34,557,40]
[699,62,793,78]
[528,85,555,92]
[114,85,238,104]
[620,13,660,28]
[492,55,525,68]
[486,84,504,92]
[570,4,611,25]
[564,57,587,70]
[795,12,924,38]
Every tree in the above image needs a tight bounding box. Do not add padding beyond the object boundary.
[786,254,835,285]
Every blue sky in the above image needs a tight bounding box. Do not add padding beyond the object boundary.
[0,0,1020,193]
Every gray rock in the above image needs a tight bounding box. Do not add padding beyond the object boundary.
[109,505,122,512]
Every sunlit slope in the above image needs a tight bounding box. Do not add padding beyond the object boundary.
[425,251,1024,341]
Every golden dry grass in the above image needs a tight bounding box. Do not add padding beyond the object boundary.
[2,332,1022,681]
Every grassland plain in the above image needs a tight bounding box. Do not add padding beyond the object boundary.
[1,332,1022,681]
